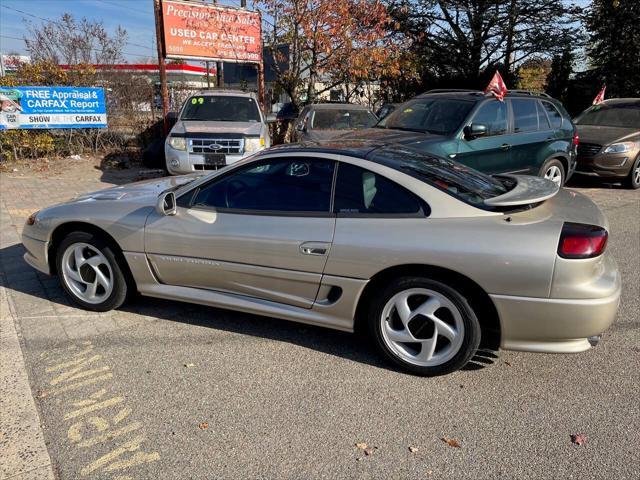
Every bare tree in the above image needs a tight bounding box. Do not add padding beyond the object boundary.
[24,14,127,66]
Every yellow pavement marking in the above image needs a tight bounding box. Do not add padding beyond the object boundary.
[64,396,124,420]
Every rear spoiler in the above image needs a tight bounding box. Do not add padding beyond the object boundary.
[484,175,559,207]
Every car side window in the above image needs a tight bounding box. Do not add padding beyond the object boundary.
[191,157,335,213]
[471,100,508,136]
[512,99,539,133]
[536,101,551,130]
[541,101,563,129]
[334,163,423,215]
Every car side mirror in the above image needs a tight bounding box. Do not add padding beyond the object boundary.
[295,122,306,132]
[157,191,177,216]
[265,113,277,124]
[464,123,488,140]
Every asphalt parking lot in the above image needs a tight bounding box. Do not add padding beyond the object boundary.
[1,162,639,480]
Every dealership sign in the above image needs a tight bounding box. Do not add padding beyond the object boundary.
[161,0,262,63]
[0,86,107,130]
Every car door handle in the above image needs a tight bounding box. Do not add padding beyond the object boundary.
[500,143,512,150]
[300,247,326,255]
[299,242,329,256]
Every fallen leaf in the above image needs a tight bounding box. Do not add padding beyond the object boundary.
[504,360,512,367]
[364,448,374,456]
[36,389,49,399]
[184,363,195,368]
[426,470,433,476]
[355,442,368,450]
[570,433,587,446]
[441,437,461,448]
[198,422,209,430]
[409,446,419,453]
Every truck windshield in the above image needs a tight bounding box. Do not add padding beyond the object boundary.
[181,96,261,123]
[377,98,475,135]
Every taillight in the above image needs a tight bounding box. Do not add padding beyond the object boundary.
[572,133,580,146]
[558,222,608,259]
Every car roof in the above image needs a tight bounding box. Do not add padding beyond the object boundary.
[192,89,257,98]
[599,98,640,106]
[415,89,554,101]
[306,103,372,111]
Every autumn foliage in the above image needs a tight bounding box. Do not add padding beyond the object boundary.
[259,0,411,105]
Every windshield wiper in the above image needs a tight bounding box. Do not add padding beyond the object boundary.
[387,126,428,134]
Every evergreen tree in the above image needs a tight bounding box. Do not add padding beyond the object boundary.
[585,0,640,97]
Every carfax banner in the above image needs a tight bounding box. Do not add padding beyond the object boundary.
[0,86,107,130]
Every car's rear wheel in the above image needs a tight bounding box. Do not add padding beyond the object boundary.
[367,277,481,376]
[540,159,565,187]
[623,155,640,189]
[56,232,128,312]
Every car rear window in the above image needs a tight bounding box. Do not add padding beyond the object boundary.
[512,99,539,132]
[311,109,377,130]
[367,146,510,208]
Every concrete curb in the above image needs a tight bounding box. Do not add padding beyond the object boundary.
[0,282,55,480]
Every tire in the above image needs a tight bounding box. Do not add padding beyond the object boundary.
[55,231,129,312]
[367,277,481,376]
[623,155,640,189]
[539,158,565,187]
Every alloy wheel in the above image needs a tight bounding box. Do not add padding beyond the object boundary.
[380,288,465,367]
[544,165,563,186]
[61,242,114,304]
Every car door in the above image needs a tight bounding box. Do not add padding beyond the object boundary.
[144,154,336,309]
[506,98,553,174]
[454,99,512,174]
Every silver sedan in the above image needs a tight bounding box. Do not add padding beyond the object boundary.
[21,141,621,376]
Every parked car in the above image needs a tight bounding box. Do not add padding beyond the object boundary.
[375,103,399,120]
[343,90,578,186]
[165,90,271,175]
[293,103,377,142]
[275,102,300,123]
[573,98,640,189]
[22,140,619,376]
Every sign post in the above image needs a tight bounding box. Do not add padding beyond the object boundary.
[154,0,171,136]
[157,0,263,108]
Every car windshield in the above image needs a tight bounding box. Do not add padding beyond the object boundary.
[378,98,475,135]
[368,145,510,208]
[575,103,640,128]
[181,96,261,122]
[311,109,377,130]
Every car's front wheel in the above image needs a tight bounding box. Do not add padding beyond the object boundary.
[367,277,481,376]
[56,232,128,312]
[623,155,640,189]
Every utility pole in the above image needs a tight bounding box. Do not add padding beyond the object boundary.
[153,0,170,136]
[206,60,211,89]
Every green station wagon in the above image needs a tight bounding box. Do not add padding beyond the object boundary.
[345,90,578,186]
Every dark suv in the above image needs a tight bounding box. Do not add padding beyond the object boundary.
[344,90,578,186]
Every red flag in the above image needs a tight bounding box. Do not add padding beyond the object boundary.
[592,85,606,105]
[484,70,508,101]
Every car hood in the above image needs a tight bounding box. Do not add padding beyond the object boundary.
[73,174,202,205]
[340,127,446,144]
[305,129,364,141]
[576,125,639,145]
[171,120,263,136]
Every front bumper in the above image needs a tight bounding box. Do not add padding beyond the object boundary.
[22,233,51,275]
[165,147,259,175]
[575,152,637,179]
[490,286,621,353]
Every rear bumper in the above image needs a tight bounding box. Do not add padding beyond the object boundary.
[491,287,621,353]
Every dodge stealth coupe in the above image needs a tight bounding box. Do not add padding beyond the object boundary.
[21,141,620,376]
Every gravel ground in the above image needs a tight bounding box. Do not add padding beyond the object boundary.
[1,163,638,480]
